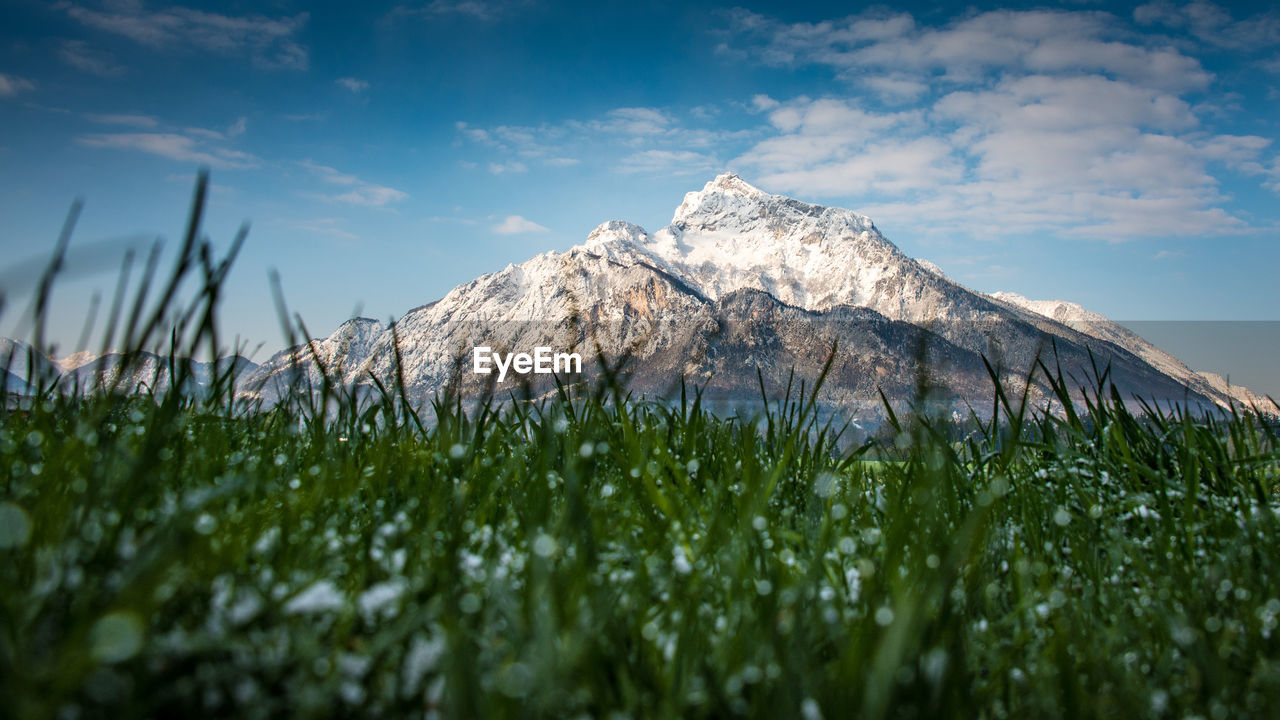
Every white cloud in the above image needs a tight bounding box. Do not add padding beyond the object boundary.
[493,215,548,234]
[0,73,34,98]
[336,77,369,93]
[1135,1,1280,51]
[85,113,159,128]
[736,88,1266,238]
[587,107,673,136]
[618,149,719,175]
[300,160,359,185]
[395,1,495,21]
[488,161,527,174]
[750,94,779,112]
[184,127,225,140]
[723,7,1212,91]
[300,160,408,207]
[76,132,259,169]
[455,121,491,144]
[58,40,124,76]
[227,116,247,137]
[331,186,408,207]
[720,8,1277,240]
[1255,157,1280,193]
[456,106,754,175]
[859,74,930,103]
[297,218,359,240]
[62,3,309,70]
[748,98,923,161]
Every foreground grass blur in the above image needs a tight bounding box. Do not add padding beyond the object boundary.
[1,176,1278,719]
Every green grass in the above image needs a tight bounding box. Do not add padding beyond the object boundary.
[1,176,1279,719]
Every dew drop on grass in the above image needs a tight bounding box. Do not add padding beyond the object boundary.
[814,471,838,498]
[1150,689,1169,714]
[449,443,466,460]
[875,606,895,626]
[90,611,145,663]
[0,502,33,548]
[844,566,865,599]
[1054,508,1071,526]
[533,534,558,558]
[194,513,217,535]
[579,442,594,458]
[285,580,345,614]
[673,547,692,575]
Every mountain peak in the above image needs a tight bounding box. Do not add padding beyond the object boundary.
[560,174,913,313]
[672,173,771,224]
[707,172,765,196]
[586,220,647,247]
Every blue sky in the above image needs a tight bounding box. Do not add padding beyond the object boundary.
[1,0,1278,368]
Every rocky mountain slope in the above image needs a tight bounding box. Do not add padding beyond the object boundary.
[989,292,1275,412]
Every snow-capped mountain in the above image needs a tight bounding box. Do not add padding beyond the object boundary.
[1,339,258,398]
[1,338,62,393]
[56,352,257,397]
[238,317,383,403]
[238,173,1266,422]
[7,174,1268,422]
[989,292,1274,412]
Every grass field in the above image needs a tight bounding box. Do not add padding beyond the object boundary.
[2,180,1279,718]
[3,357,1279,719]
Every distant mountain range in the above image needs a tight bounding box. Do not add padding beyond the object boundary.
[5,175,1274,423]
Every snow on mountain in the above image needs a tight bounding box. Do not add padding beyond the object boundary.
[226,173,1255,420]
[239,317,384,402]
[60,350,104,372]
[1,337,259,398]
[1,338,61,393]
[581,174,965,323]
[7,174,1253,421]
[1195,371,1276,413]
[988,292,1272,412]
[914,258,947,278]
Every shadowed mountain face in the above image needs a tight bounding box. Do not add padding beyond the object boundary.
[234,174,1261,424]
